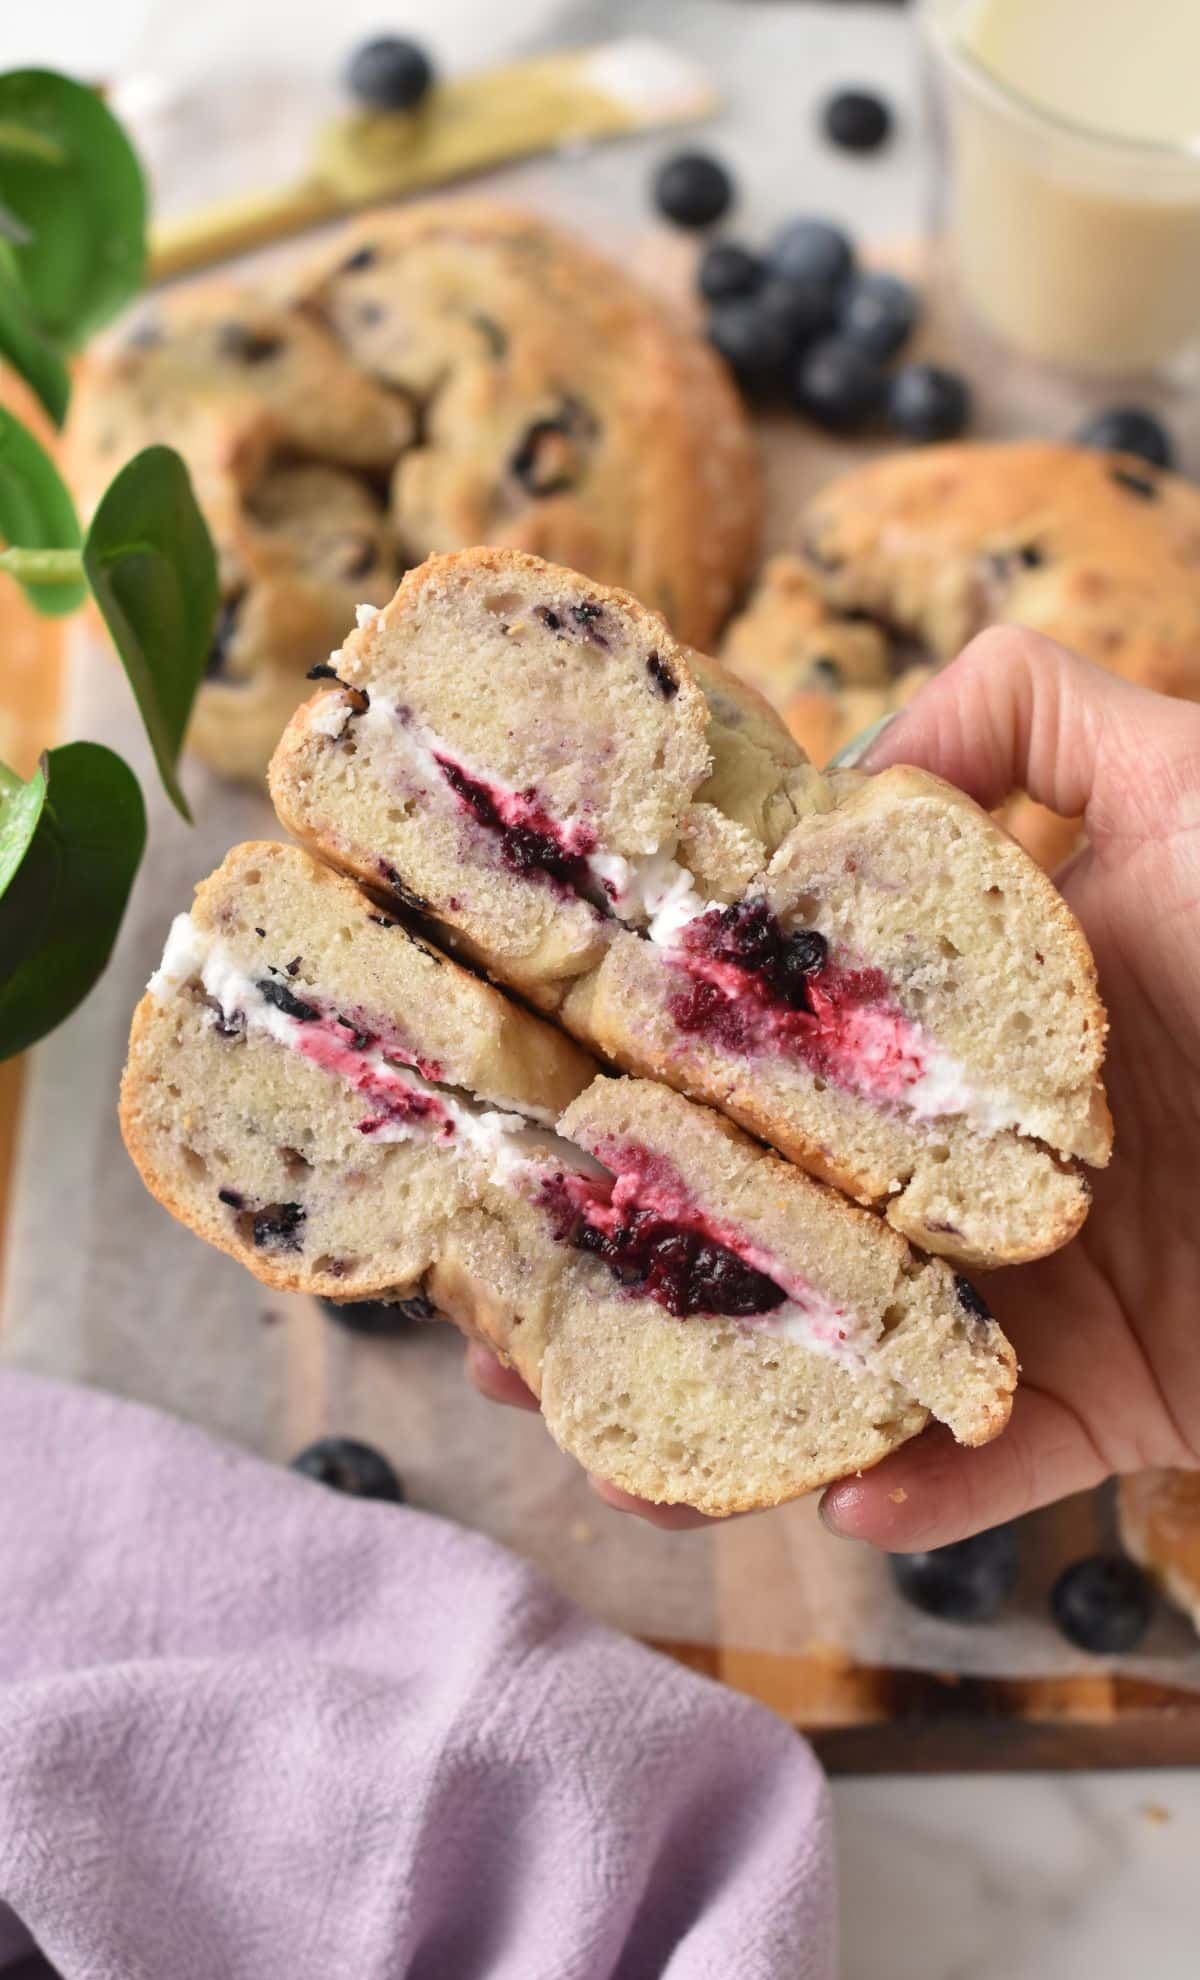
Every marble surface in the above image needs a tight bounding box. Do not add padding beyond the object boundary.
[5,1,1200,1971]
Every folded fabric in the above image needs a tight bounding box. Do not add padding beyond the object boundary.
[0,1371,834,1980]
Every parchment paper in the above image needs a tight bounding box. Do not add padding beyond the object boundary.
[5,0,1200,1698]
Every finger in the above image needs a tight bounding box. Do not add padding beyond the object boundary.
[860,625,1191,842]
[587,1476,724,1530]
[463,1341,540,1412]
[818,1385,1109,1551]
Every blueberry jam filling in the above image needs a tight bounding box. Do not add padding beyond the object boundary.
[435,758,600,900]
[539,1172,786,1319]
[665,898,938,1104]
[683,901,828,1012]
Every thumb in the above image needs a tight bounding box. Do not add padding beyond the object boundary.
[859,625,1197,853]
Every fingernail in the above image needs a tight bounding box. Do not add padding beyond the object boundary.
[826,711,899,770]
[817,1488,846,1535]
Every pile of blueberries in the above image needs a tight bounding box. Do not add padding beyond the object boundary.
[653,141,1180,471]
[654,144,969,441]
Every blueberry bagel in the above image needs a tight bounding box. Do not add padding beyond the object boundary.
[269,547,1112,1270]
[72,200,761,782]
[121,842,1015,1514]
[70,286,408,781]
[722,441,1200,778]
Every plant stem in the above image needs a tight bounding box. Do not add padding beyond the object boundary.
[0,546,84,585]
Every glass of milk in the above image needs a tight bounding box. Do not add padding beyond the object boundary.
[921,0,1200,376]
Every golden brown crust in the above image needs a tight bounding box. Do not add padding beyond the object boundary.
[800,441,1200,696]
[721,445,1200,864]
[291,201,763,648]
[73,201,762,784]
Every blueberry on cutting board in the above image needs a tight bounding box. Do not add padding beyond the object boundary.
[1050,1554,1154,1654]
[290,1436,405,1504]
[345,35,435,111]
[697,241,764,303]
[889,362,972,442]
[768,216,855,291]
[654,151,734,229]
[756,274,840,353]
[890,1525,1019,1622]
[707,299,793,398]
[794,337,887,432]
[822,88,893,154]
[837,271,918,361]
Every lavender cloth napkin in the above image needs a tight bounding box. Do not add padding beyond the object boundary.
[0,1371,834,1979]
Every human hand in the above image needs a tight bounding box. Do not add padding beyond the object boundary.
[469,628,1200,1539]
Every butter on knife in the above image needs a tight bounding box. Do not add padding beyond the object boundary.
[148,38,718,283]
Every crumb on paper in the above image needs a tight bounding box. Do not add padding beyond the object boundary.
[888,1487,909,1505]
[570,1519,594,1545]
[1141,1802,1170,1825]
[259,1309,281,1327]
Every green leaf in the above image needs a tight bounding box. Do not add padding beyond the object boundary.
[0,241,70,425]
[0,754,46,897]
[0,69,146,348]
[0,402,84,613]
[0,741,146,1061]
[83,445,218,822]
[0,202,31,245]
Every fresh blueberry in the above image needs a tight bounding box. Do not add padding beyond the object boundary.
[1074,405,1174,470]
[697,241,763,303]
[794,336,887,432]
[319,1294,436,1335]
[345,35,435,111]
[290,1435,405,1503]
[822,88,893,153]
[654,151,735,229]
[756,274,840,352]
[1050,1554,1154,1654]
[768,217,855,291]
[707,299,793,398]
[837,270,918,360]
[891,1524,1020,1622]
[888,362,971,442]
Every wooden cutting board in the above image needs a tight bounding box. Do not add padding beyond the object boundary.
[4,260,1200,1774]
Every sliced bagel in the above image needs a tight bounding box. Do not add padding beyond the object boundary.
[121,841,1015,1514]
[269,548,1110,1268]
